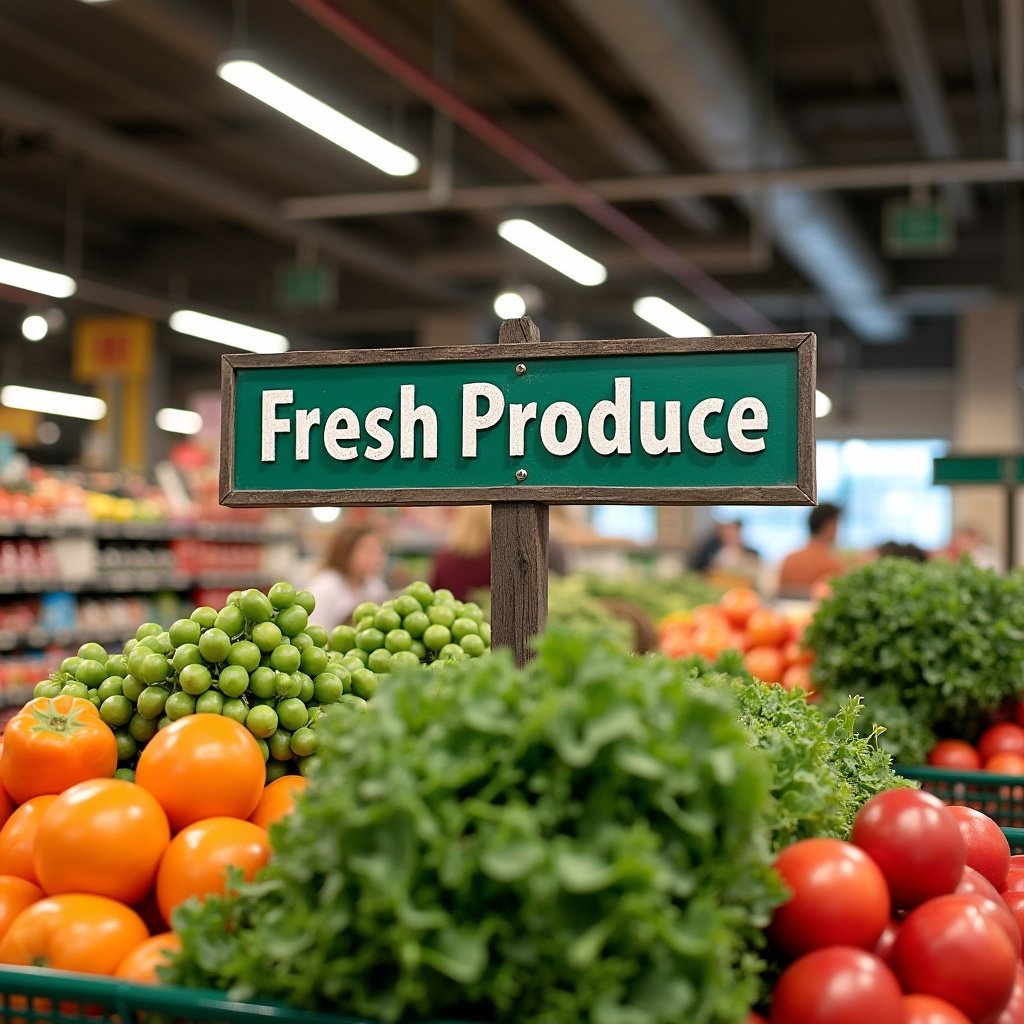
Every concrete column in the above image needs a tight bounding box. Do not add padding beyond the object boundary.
[953,298,1023,563]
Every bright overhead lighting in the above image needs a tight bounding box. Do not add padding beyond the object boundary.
[311,507,341,524]
[0,258,76,299]
[815,390,833,419]
[633,296,711,338]
[218,59,419,177]
[497,219,607,286]
[493,291,527,319]
[1,385,106,421]
[21,315,48,342]
[169,310,289,354]
[156,407,203,435]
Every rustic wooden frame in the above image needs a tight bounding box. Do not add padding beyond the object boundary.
[219,330,816,508]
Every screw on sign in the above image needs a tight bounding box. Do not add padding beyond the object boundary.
[220,316,818,665]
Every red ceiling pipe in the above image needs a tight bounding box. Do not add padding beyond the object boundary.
[290,0,779,334]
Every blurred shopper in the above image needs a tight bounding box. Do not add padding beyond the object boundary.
[689,519,760,575]
[305,521,388,629]
[777,503,845,598]
[430,505,492,601]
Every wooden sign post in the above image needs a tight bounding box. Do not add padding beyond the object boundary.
[220,318,817,665]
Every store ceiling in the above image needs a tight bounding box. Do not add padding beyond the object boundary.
[0,0,1020,403]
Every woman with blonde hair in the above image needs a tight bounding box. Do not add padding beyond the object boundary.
[429,505,491,601]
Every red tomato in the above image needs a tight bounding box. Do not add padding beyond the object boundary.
[947,806,1011,891]
[719,587,761,628]
[902,994,973,1024]
[995,967,1024,1024]
[980,724,1024,765]
[999,891,1024,941]
[1002,869,1024,893]
[769,838,890,957]
[745,646,785,684]
[986,753,1024,776]
[852,789,966,909]
[929,741,983,771]
[781,663,813,693]
[747,609,789,648]
[783,640,814,667]
[747,1014,769,1024]
[958,865,1006,904]
[769,947,904,1024]
[960,892,1023,958]
[1015,700,1024,730]
[892,893,1017,1024]
[874,919,900,963]
[691,622,734,661]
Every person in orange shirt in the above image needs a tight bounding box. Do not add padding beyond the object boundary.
[777,503,845,599]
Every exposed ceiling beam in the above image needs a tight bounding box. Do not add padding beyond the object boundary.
[283,158,1024,219]
[289,0,777,336]
[1003,0,1024,161]
[0,81,467,305]
[561,0,907,342]
[451,0,719,234]
[870,0,974,220]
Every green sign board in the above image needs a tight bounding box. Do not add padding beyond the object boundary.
[275,265,337,311]
[934,455,1024,486]
[220,333,816,507]
[884,199,954,257]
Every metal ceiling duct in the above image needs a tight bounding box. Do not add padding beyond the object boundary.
[562,0,908,342]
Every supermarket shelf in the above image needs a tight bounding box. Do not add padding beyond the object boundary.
[0,573,278,596]
[0,519,292,544]
[0,624,134,653]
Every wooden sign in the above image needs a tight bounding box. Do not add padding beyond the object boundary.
[220,318,817,664]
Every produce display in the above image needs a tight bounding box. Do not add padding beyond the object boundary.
[23,580,489,782]
[805,558,1024,762]
[661,586,814,692]
[570,570,723,622]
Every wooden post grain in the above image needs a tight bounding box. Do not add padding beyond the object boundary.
[491,316,549,666]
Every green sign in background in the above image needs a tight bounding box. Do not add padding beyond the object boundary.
[232,350,799,493]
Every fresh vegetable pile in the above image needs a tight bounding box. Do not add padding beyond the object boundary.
[570,570,723,622]
[0,709,294,983]
[661,587,814,693]
[169,627,785,1023]
[754,788,1024,1024]
[27,581,489,782]
[805,558,1024,762]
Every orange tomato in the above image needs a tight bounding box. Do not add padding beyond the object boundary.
[985,752,1024,776]
[929,740,983,771]
[0,877,43,944]
[249,776,307,831]
[0,894,147,974]
[0,696,117,805]
[156,817,270,924]
[783,640,814,667]
[745,609,789,649]
[0,797,57,885]
[744,645,785,684]
[33,779,170,904]
[718,587,761,628]
[0,784,14,833]
[781,663,814,693]
[691,622,734,661]
[689,605,730,631]
[136,715,265,831]
[115,932,181,985]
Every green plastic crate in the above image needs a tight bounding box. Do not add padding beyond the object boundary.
[1004,827,1024,854]
[0,966,386,1024]
[896,764,1024,829]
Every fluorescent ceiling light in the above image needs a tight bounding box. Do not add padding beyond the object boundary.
[169,310,289,354]
[1,385,106,421]
[311,507,341,524]
[21,315,48,342]
[156,407,203,435]
[493,291,527,319]
[218,59,419,177]
[815,390,833,419]
[633,296,711,338]
[497,219,607,286]
[0,258,76,299]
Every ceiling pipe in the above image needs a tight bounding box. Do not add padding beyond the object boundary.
[561,0,907,343]
[870,0,974,220]
[451,0,719,234]
[282,157,1024,219]
[0,82,466,306]
[288,0,777,335]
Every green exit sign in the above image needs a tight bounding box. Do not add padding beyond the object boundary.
[275,265,337,311]
[219,332,816,508]
[884,199,954,257]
